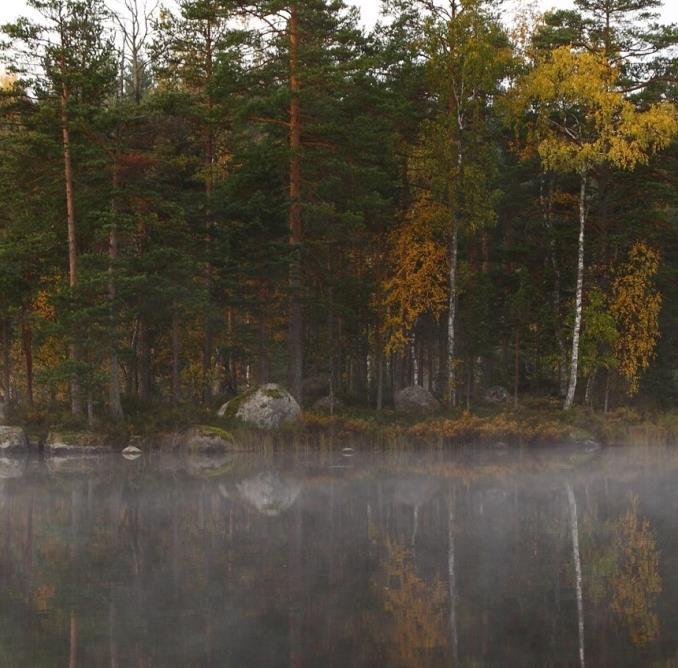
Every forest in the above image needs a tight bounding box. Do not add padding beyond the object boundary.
[0,0,676,428]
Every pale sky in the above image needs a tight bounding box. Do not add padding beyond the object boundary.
[0,0,676,29]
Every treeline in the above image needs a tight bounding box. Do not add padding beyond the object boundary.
[0,0,676,423]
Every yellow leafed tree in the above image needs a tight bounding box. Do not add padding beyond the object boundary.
[610,242,662,395]
[383,192,449,354]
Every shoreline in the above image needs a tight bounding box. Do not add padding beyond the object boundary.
[5,404,678,454]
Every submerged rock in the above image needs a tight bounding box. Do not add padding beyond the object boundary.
[394,386,440,416]
[0,426,29,453]
[218,384,301,430]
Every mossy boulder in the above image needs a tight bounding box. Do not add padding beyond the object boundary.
[0,426,29,453]
[218,384,301,430]
[45,431,110,455]
[394,386,440,416]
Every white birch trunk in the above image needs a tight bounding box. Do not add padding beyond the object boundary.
[564,173,587,410]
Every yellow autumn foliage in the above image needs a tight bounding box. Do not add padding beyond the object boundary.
[383,193,449,354]
[611,497,662,647]
[610,242,662,395]
[373,538,448,668]
[515,47,677,175]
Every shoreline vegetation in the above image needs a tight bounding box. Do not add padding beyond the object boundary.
[8,399,678,453]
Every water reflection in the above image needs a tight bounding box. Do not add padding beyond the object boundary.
[0,445,676,666]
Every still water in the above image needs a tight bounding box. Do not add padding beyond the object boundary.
[1,444,677,667]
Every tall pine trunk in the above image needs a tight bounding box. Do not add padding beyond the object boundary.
[21,316,33,408]
[61,83,82,417]
[287,3,303,402]
[109,156,123,420]
[564,173,587,411]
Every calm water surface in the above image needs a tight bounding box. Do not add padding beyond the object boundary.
[1,444,678,667]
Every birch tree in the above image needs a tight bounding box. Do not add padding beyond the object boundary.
[514,46,676,410]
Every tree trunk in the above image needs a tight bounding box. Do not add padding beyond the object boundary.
[375,321,384,411]
[21,316,33,408]
[447,218,459,407]
[1,319,11,404]
[287,2,303,402]
[514,328,519,410]
[564,173,587,411]
[109,156,124,420]
[172,308,181,405]
[137,320,151,402]
[61,85,82,417]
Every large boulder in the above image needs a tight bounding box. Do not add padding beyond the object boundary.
[394,386,440,416]
[218,383,301,430]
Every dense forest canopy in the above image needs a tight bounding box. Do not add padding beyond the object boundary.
[0,0,676,424]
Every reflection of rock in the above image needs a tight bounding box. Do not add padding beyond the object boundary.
[45,432,110,455]
[158,426,235,454]
[393,476,440,508]
[122,445,143,460]
[46,455,108,476]
[312,395,344,412]
[186,453,235,478]
[0,426,29,453]
[0,457,26,479]
[394,386,440,416]
[484,386,509,404]
[219,384,301,430]
[237,472,301,516]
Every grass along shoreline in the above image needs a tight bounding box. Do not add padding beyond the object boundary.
[11,396,678,451]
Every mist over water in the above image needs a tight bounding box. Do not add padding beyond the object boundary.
[1,444,677,666]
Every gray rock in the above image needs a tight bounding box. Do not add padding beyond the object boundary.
[302,374,330,404]
[394,386,440,416]
[218,383,301,430]
[312,395,344,412]
[0,426,28,453]
[484,385,509,404]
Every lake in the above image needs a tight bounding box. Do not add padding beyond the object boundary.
[1,443,677,667]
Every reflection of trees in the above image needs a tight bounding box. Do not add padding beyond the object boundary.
[370,537,447,668]
[611,496,662,647]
